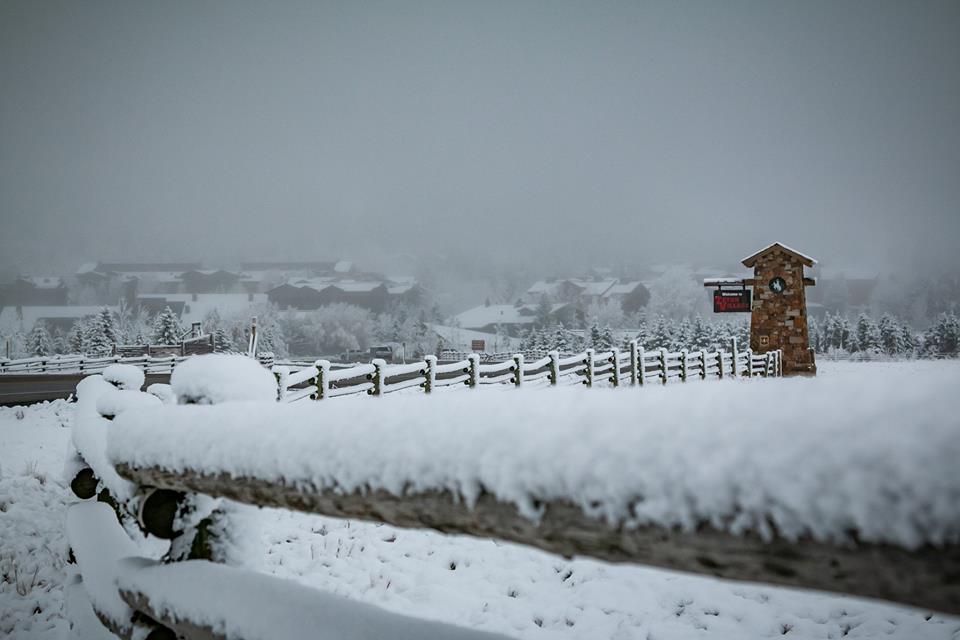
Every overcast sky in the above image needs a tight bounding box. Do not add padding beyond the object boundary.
[1,0,958,274]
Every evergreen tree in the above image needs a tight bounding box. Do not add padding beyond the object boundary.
[27,322,53,357]
[152,306,183,345]
[589,324,602,349]
[534,294,553,330]
[84,308,119,355]
[690,316,710,350]
[898,324,917,357]
[854,313,880,353]
[551,324,570,354]
[646,315,673,350]
[596,326,615,351]
[877,314,902,355]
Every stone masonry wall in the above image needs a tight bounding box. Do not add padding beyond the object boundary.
[749,250,816,375]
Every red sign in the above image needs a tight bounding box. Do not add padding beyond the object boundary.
[471,339,486,352]
[713,289,752,313]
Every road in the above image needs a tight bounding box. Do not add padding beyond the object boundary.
[0,373,172,406]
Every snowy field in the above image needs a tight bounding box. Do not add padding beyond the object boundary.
[2,361,959,639]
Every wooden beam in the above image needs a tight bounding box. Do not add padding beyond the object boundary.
[116,463,960,616]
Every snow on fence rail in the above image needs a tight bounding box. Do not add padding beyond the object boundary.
[273,338,782,401]
[62,357,960,640]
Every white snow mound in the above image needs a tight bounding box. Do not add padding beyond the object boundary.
[170,354,277,404]
[102,364,145,391]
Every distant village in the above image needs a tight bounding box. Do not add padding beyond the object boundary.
[1,258,954,360]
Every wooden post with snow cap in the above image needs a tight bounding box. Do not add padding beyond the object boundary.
[744,349,752,378]
[730,337,739,378]
[314,360,330,400]
[423,355,437,394]
[718,349,725,379]
[627,340,639,386]
[273,366,288,402]
[466,353,480,389]
[609,348,620,387]
[511,353,524,388]
[699,350,707,380]
[583,348,594,388]
[658,348,667,384]
[680,349,688,382]
[369,359,386,396]
[765,352,772,377]
[548,350,560,386]
[636,345,645,387]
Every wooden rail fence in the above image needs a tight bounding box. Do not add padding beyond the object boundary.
[274,338,783,402]
[63,359,958,640]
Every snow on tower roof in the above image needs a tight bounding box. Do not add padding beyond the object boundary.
[741,243,817,268]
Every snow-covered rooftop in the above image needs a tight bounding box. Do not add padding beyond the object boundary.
[741,243,817,267]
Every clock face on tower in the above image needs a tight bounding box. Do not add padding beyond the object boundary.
[769,277,787,294]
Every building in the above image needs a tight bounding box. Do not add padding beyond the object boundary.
[0,277,69,307]
[451,302,571,336]
[526,278,650,310]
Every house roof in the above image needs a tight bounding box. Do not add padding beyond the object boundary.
[429,324,521,352]
[603,281,645,296]
[0,305,115,331]
[15,276,65,289]
[453,302,567,329]
[137,293,267,325]
[741,243,817,268]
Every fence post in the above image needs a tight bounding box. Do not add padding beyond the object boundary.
[744,350,752,378]
[718,349,725,379]
[699,350,707,380]
[423,355,436,394]
[369,359,385,396]
[548,350,560,386]
[777,350,783,376]
[274,366,288,402]
[466,353,479,389]
[627,340,639,386]
[680,349,688,382]
[512,353,524,388]
[730,337,739,378]
[313,360,330,399]
[765,352,772,377]
[659,348,667,384]
[583,348,594,388]
[609,348,620,387]
[637,345,645,387]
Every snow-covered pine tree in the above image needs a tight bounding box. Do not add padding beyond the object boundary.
[589,323,601,349]
[597,325,615,351]
[898,323,917,357]
[152,306,183,345]
[854,313,880,353]
[551,324,570,354]
[672,317,693,351]
[690,316,709,350]
[646,315,673,350]
[27,323,53,357]
[534,294,553,330]
[877,314,902,355]
[83,308,119,355]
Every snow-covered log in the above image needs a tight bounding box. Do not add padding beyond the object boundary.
[109,370,960,615]
[114,557,514,640]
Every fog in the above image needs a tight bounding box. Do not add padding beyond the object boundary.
[1,0,958,275]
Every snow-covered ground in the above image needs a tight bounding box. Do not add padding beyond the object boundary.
[1,361,959,639]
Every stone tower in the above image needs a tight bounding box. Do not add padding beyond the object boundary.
[742,243,817,376]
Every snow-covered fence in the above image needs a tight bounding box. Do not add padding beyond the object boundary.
[274,338,781,401]
[0,353,188,375]
[64,359,512,640]
[63,355,960,639]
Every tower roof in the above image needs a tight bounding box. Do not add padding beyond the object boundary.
[741,242,816,268]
